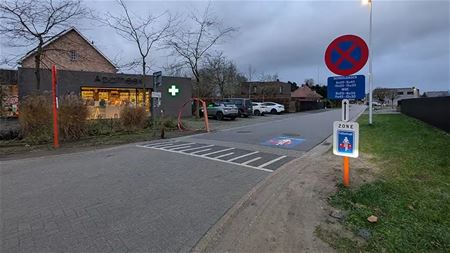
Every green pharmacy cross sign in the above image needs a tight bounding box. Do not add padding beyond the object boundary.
[168,85,180,96]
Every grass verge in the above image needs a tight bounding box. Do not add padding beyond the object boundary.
[325,114,450,252]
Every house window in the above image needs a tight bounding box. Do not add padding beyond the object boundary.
[253,86,257,94]
[69,50,79,61]
[397,91,403,95]
[407,91,414,95]
[279,86,283,94]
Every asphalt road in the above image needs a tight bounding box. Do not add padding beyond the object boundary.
[0,105,365,253]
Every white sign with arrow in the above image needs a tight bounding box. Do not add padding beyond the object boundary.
[342,99,350,122]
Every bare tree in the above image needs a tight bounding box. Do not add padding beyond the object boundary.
[103,0,175,106]
[386,89,399,108]
[201,52,246,99]
[167,3,236,116]
[258,72,279,82]
[0,0,87,89]
[162,61,188,78]
[304,78,315,87]
[373,87,390,104]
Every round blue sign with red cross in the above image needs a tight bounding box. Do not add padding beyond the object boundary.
[325,35,369,76]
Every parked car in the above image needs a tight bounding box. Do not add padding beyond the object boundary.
[202,102,238,120]
[252,102,270,116]
[221,98,253,117]
[262,102,285,114]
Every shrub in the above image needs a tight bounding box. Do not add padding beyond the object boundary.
[18,92,52,144]
[119,106,147,131]
[58,95,88,140]
[86,119,123,136]
[160,117,178,129]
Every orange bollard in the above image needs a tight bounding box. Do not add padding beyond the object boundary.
[343,156,350,187]
[202,101,210,132]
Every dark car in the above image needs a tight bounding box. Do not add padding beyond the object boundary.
[221,98,253,117]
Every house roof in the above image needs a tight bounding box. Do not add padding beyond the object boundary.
[18,27,117,70]
[291,85,323,99]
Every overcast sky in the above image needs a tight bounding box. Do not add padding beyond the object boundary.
[1,0,449,92]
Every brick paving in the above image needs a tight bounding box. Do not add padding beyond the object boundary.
[1,146,267,252]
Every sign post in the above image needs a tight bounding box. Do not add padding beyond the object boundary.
[152,71,162,129]
[342,99,349,122]
[51,65,59,149]
[325,34,368,187]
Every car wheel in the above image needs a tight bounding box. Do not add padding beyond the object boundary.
[254,110,261,116]
[216,112,224,120]
[238,110,242,118]
[271,108,277,114]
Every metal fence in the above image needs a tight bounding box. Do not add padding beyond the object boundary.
[400,96,450,132]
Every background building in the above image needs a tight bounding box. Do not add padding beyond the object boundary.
[373,87,420,106]
[0,69,19,117]
[2,27,192,119]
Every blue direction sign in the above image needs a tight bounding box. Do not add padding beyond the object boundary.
[327,75,365,100]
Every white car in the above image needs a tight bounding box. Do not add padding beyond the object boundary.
[252,102,270,116]
[262,102,285,114]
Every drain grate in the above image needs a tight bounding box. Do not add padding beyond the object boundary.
[322,142,331,145]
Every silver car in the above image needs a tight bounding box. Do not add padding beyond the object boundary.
[204,102,238,120]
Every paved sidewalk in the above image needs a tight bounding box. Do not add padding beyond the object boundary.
[193,138,338,253]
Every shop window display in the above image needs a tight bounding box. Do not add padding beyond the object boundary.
[81,87,149,119]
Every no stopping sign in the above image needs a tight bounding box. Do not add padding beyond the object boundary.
[325,35,369,76]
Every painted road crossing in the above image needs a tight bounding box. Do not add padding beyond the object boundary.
[137,141,295,172]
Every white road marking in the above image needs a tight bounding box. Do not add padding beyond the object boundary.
[257,155,287,168]
[176,145,214,152]
[214,152,235,159]
[241,157,262,165]
[136,145,273,173]
[152,142,193,148]
[227,151,259,162]
[190,148,212,154]
[144,141,172,147]
[201,148,235,156]
[162,143,193,150]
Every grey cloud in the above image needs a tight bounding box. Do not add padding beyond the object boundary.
[0,0,448,91]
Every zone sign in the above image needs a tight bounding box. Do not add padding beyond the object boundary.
[333,121,359,158]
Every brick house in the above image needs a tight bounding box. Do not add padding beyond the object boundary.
[20,27,117,73]
[290,85,323,112]
[238,81,292,108]
[291,85,323,101]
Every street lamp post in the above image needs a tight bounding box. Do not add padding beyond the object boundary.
[363,0,374,124]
